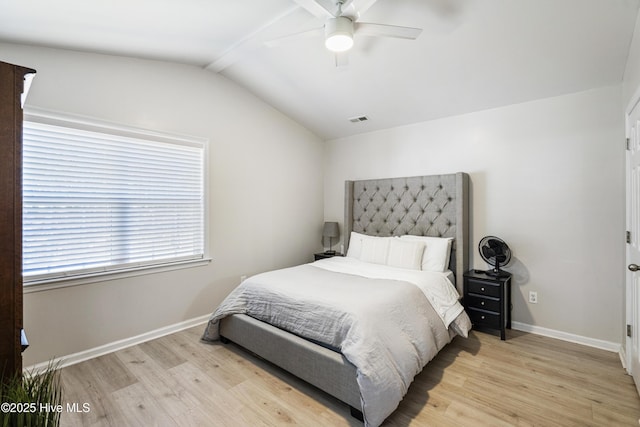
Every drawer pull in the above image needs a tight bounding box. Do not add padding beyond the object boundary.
[481,301,485,306]
[481,287,485,292]
[481,315,485,320]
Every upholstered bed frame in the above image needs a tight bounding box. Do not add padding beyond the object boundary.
[344,172,469,294]
[219,172,469,420]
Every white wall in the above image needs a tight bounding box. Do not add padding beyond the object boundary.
[623,10,640,109]
[324,86,625,344]
[1,43,324,366]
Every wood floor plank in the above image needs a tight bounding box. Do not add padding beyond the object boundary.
[60,356,134,426]
[167,361,246,420]
[57,326,640,426]
[138,337,188,370]
[114,346,211,425]
[109,382,179,427]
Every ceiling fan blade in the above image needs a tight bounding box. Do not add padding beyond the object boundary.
[264,27,323,48]
[335,52,349,68]
[292,0,335,18]
[341,0,379,20]
[355,22,422,39]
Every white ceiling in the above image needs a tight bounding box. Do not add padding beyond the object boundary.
[0,0,638,140]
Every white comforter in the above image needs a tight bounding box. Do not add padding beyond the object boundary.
[202,257,470,426]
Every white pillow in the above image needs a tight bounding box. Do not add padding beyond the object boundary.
[386,238,425,270]
[359,235,391,265]
[346,232,392,265]
[400,235,453,272]
[346,231,365,258]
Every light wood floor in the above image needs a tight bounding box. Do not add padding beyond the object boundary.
[59,326,640,426]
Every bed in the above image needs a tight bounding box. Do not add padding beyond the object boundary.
[202,172,470,426]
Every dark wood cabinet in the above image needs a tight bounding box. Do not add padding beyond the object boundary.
[0,61,35,379]
[463,270,512,340]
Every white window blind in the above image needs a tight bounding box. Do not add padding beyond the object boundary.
[22,119,205,283]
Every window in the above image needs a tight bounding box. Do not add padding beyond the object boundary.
[22,112,208,286]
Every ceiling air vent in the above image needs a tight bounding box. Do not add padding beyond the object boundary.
[349,115,369,123]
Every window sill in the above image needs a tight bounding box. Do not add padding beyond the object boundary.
[23,257,212,294]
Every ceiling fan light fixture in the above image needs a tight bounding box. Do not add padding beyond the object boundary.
[325,16,354,52]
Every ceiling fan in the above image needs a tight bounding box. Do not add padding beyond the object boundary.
[265,0,423,66]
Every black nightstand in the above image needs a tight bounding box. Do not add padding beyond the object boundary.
[463,270,512,340]
[314,252,343,261]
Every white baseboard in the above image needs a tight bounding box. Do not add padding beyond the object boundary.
[25,314,210,372]
[26,317,625,373]
[620,345,629,373]
[511,321,621,353]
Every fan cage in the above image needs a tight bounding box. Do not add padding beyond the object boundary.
[478,236,511,278]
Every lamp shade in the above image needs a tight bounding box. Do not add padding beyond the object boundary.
[325,16,354,52]
[322,221,340,238]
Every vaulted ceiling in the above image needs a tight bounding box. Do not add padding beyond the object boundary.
[0,0,637,139]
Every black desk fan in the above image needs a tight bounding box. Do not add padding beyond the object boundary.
[478,236,511,277]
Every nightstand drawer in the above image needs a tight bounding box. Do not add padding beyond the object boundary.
[467,308,501,329]
[467,280,501,298]
[465,294,500,312]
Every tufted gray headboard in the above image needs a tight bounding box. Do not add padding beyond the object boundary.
[344,172,469,293]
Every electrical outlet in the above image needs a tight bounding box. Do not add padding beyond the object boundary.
[529,291,538,304]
